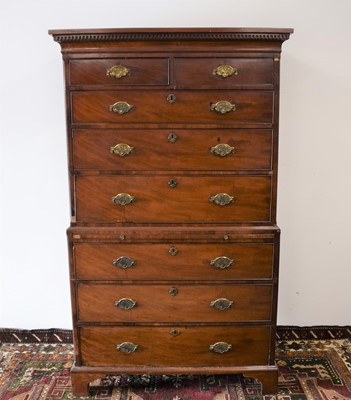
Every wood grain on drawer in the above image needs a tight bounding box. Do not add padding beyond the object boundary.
[75,175,272,223]
[79,325,271,367]
[174,58,273,88]
[73,129,273,171]
[71,91,273,124]
[74,242,274,280]
[69,58,169,86]
[77,284,272,322]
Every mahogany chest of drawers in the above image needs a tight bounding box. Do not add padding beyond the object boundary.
[49,27,292,396]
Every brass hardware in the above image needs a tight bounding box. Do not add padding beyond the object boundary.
[213,65,238,78]
[209,193,234,207]
[169,287,179,297]
[170,329,181,337]
[115,298,137,310]
[112,193,135,206]
[223,235,229,241]
[210,298,234,311]
[210,101,236,114]
[119,234,126,241]
[72,234,81,239]
[112,256,136,269]
[168,246,179,256]
[210,143,235,157]
[168,178,177,188]
[210,256,234,270]
[107,65,131,79]
[167,93,176,103]
[109,101,134,115]
[168,132,178,143]
[116,342,138,354]
[209,342,232,354]
[110,143,134,156]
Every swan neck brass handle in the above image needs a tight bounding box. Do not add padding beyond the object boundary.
[213,65,238,78]
[114,298,137,310]
[210,101,236,114]
[112,193,135,206]
[210,256,234,270]
[112,256,136,269]
[107,65,131,79]
[116,342,138,354]
[110,143,134,156]
[210,143,235,157]
[209,193,234,207]
[209,342,232,354]
[109,101,134,115]
[210,298,234,311]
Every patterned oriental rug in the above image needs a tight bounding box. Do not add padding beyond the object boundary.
[0,326,351,400]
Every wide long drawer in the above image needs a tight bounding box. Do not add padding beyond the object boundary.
[79,325,271,367]
[73,129,273,171]
[77,284,272,322]
[75,175,272,223]
[71,91,273,124]
[74,242,274,281]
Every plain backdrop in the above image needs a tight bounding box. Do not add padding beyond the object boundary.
[1,0,350,329]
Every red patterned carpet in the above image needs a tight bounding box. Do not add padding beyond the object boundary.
[0,327,350,399]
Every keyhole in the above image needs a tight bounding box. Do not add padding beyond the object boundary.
[169,287,179,297]
[168,132,178,143]
[168,178,177,188]
[167,93,176,103]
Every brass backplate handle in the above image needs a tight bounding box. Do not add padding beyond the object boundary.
[210,256,234,270]
[112,256,136,269]
[107,65,131,79]
[112,193,135,206]
[210,143,235,157]
[109,101,134,115]
[210,298,234,311]
[116,342,138,354]
[209,342,232,354]
[114,298,137,310]
[209,193,234,207]
[210,101,236,114]
[213,65,238,78]
[110,143,134,156]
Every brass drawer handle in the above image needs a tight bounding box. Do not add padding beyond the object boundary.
[109,101,134,115]
[110,143,134,156]
[107,65,131,79]
[112,193,135,206]
[210,298,234,311]
[209,193,234,207]
[210,143,235,157]
[213,64,238,78]
[210,101,236,114]
[112,256,136,269]
[209,342,232,354]
[116,342,138,354]
[210,256,234,270]
[114,298,137,310]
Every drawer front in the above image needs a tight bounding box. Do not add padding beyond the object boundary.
[72,91,273,124]
[73,129,273,171]
[74,243,274,280]
[69,58,169,86]
[77,284,272,322]
[174,58,273,88]
[75,175,272,223]
[79,325,271,367]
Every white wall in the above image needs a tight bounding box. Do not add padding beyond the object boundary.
[1,0,350,329]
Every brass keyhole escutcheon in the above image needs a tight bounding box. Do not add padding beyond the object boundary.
[168,246,179,256]
[168,132,178,143]
[170,329,181,337]
[168,178,177,188]
[167,93,176,104]
[169,287,179,297]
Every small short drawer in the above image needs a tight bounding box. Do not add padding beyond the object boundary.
[73,129,273,171]
[69,58,169,86]
[74,242,274,281]
[75,175,272,223]
[77,283,272,323]
[174,58,273,88]
[71,91,273,125]
[79,325,271,367]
